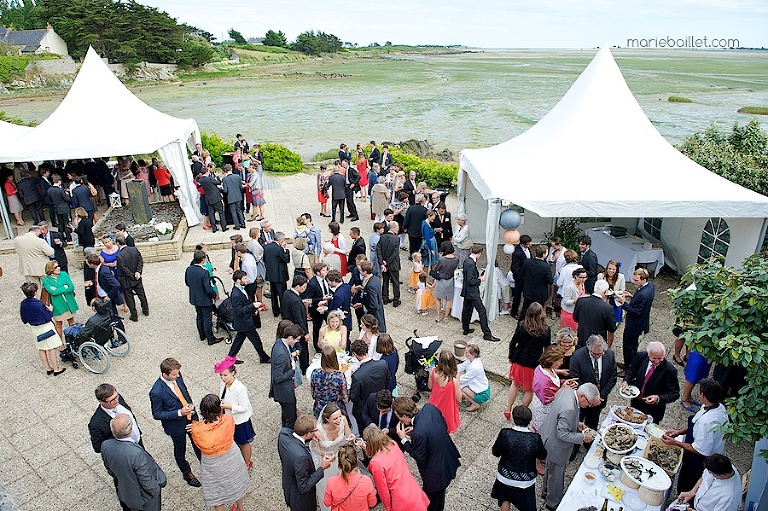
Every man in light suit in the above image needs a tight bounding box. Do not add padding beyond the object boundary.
[616,268,655,369]
[15,225,54,289]
[277,415,334,511]
[359,261,386,332]
[281,275,310,372]
[326,269,353,333]
[377,221,402,307]
[184,250,222,345]
[460,244,499,341]
[221,163,246,229]
[149,358,201,487]
[349,339,391,433]
[270,323,303,429]
[569,335,618,433]
[621,341,679,423]
[116,235,148,322]
[539,383,600,510]
[101,414,166,511]
[393,397,461,511]
[89,383,144,511]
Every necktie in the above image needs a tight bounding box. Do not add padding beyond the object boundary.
[173,381,191,420]
[593,357,600,382]
[379,412,388,429]
[94,268,100,297]
[320,279,327,296]
[641,364,656,396]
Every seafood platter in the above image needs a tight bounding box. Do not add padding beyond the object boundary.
[642,437,683,477]
[619,385,640,398]
[608,405,650,429]
[620,456,671,506]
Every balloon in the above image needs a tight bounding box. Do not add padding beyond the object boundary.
[503,243,516,254]
[502,229,521,245]
[499,209,521,230]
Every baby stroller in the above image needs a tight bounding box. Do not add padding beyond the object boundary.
[212,276,234,344]
[404,330,443,402]
[61,301,131,374]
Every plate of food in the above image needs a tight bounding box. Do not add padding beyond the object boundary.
[619,385,640,399]
[609,405,650,428]
[601,481,625,502]
[602,423,639,454]
[598,461,622,482]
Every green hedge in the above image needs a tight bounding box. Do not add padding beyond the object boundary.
[0,55,29,83]
[261,143,304,173]
[200,132,230,167]
[389,148,458,188]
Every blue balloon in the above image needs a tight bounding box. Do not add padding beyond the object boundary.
[500,209,521,230]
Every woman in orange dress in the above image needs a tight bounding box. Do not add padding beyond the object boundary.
[190,394,250,511]
[323,444,376,511]
[427,350,461,433]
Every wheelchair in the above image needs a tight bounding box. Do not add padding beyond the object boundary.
[61,305,131,374]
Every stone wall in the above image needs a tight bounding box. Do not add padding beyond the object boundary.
[26,55,78,75]
[106,62,179,81]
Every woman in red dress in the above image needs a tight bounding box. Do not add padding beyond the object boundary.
[317,165,330,217]
[428,350,461,433]
[356,155,369,201]
[328,221,348,276]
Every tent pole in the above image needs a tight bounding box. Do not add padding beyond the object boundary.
[756,218,768,253]
[0,189,14,240]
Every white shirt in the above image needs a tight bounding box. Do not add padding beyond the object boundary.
[694,466,741,511]
[101,403,141,444]
[457,357,489,394]
[691,403,728,456]
[240,252,258,282]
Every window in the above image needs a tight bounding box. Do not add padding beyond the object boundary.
[698,218,730,263]
[644,218,662,240]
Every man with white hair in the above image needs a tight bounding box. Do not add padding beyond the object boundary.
[452,213,472,267]
[621,341,679,423]
[569,335,617,432]
[573,279,617,348]
[100,413,166,511]
[539,382,600,510]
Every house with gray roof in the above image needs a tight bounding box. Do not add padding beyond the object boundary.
[0,23,68,56]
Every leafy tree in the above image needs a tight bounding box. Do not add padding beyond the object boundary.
[678,119,768,197]
[0,0,41,29]
[228,28,246,45]
[176,38,214,68]
[291,30,342,56]
[385,41,392,46]
[263,29,287,48]
[669,254,768,447]
[183,23,215,43]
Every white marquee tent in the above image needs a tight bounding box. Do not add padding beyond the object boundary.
[0,120,33,140]
[458,46,768,321]
[0,47,202,227]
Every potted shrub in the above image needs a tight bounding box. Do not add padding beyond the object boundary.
[155,221,174,241]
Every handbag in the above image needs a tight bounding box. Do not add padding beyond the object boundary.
[40,288,51,306]
[429,268,440,280]
[37,328,56,342]
[293,359,303,387]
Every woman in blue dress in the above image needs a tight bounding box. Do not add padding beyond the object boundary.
[421,210,439,273]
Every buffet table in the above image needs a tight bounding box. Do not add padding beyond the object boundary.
[556,414,672,511]
[588,228,665,284]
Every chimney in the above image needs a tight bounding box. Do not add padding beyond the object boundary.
[46,22,53,31]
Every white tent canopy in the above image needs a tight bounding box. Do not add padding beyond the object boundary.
[0,47,202,226]
[458,46,768,321]
[0,120,33,142]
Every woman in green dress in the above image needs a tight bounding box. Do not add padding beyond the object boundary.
[42,260,79,340]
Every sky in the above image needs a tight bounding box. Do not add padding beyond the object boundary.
[142,0,767,49]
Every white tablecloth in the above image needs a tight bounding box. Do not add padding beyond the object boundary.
[450,269,483,321]
[556,416,665,511]
[588,228,665,284]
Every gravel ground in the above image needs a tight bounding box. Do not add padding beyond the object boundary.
[94,202,185,242]
[0,172,754,511]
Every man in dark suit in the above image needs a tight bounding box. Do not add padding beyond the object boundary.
[86,252,123,314]
[221,163,246,229]
[460,244,499,341]
[101,414,166,511]
[520,244,551,318]
[282,275,311,372]
[305,263,331,352]
[115,223,135,247]
[393,397,461,511]
[198,167,227,232]
[343,160,360,221]
[277,415,334,511]
[361,389,401,447]
[47,175,72,241]
[258,218,275,246]
[403,170,418,205]
[228,270,271,363]
[185,250,222,345]
[116,235,148,322]
[510,234,532,319]
[622,341,679,423]
[368,141,381,169]
[360,261,386,332]
[270,323,303,429]
[579,235,599,294]
[326,269,353,333]
[349,339,391,434]
[616,268,655,369]
[264,232,291,316]
[432,203,452,247]
[39,222,68,272]
[89,383,144,511]
[569,335,618,433]
[402,192,428,256]
[379,144,393,172]
[377,221,402,307]
[148,358,201,487]
[71,177,96,220]
[347,227,366,273]
[573,280,617,347]
[328,164,347,223]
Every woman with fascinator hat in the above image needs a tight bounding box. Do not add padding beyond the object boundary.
[215,356,255,469]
